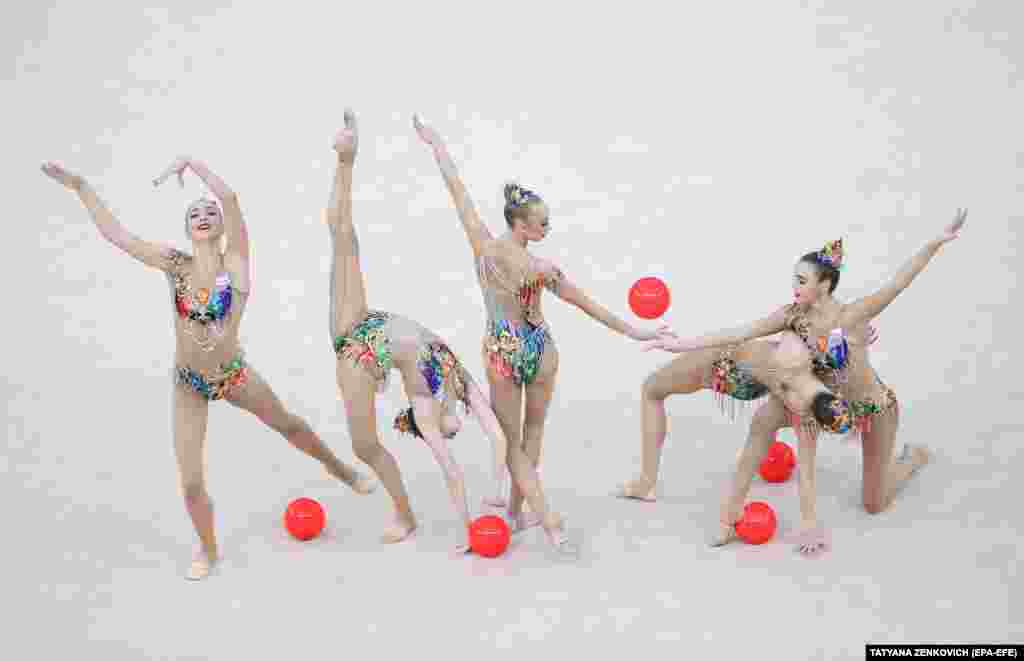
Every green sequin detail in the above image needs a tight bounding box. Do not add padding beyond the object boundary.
[334,311,394,374]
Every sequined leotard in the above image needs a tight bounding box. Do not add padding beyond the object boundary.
[164,249,249,401]
[334,311,472,435]
[784,303,898,438]
[475,253,563,386]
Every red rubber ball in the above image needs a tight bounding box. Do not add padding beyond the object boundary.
[469,515,511,557]
[759,442,796,482]
[759,456,794,483]
[628,277,671,320]
[769,440,796,468]
[284,497,326,541]
[734,501,777,545]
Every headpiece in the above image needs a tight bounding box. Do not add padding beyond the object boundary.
[393,407,422,439]
[816,238,845,271]
[505,183,542,208]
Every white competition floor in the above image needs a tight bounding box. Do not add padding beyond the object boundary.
[6,376,1020,659]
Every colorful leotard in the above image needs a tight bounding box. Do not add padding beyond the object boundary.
[476,254,562,386]
[702,346,771,419]
[175,354,249,401]
[393,342,471,437]
[784,303,899,438]
[709,354,770,401]
[165,249,235,352]
[334,311,472,435]
[334,310,394,392]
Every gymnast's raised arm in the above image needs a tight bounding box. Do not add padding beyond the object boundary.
[154,156,252,289]
[840,209,968,329]
[413,114,495,258]
[535,257,659,342]
[41,161,173,270]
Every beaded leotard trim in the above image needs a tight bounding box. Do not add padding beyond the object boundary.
[334,310,394,392]
[477,254,562,386]
[709,353,770,398]
[175,354,248,401]
[483,319,550,386]
[704,347,771,420]
[167,250,234,352]
[784,304,898,439]
[787,376,899,440]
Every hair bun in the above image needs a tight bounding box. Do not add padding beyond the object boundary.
[503,182,542,209]
[503,182,521,205]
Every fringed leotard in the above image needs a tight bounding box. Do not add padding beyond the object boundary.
[783,303,899,439]
[164,249,249,401]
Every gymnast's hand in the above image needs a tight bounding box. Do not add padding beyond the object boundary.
[412,113,443,148]
[934,208,968,246]
[152,156,191,188]
[640,325,688,353]
[40,161,84,191]
[866,323,879,346]
[630,326,661,342]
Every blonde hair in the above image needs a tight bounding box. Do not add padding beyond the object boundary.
[502,182,544,227]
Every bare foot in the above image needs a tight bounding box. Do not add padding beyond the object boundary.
[613,477,656,502]
[899,443,930,476]
[510,510,542,534]
[454,528,473,555]
[349,472,376,495]
[185,549,218,581]
[380,514,417,544]
[333,108,359,162]
[542,514,578,557]
[328,464,376,495]
[708,521,739,547]
[793,525,830,556]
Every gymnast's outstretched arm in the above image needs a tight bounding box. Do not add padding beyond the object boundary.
[840,208,968,329]
[641,305,792,353]
[41,162,174,270]
[413,114,495,258]
[538,258,659,342]
[409,395,473,551]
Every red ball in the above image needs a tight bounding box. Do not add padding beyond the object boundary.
[284,497,326,541]
[758,457,793,483]
[628,277,671,319]
[770,440,797,468]
[469,515,511,557]
[759,441,796,482]
[734,501,777,545]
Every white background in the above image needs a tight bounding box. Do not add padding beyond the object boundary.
[4,1,1021,659]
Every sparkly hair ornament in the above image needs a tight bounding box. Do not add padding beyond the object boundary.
[816,239,845,271]
[826,398,852,434]
[504,182,542,209]
[393,407,423,439]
